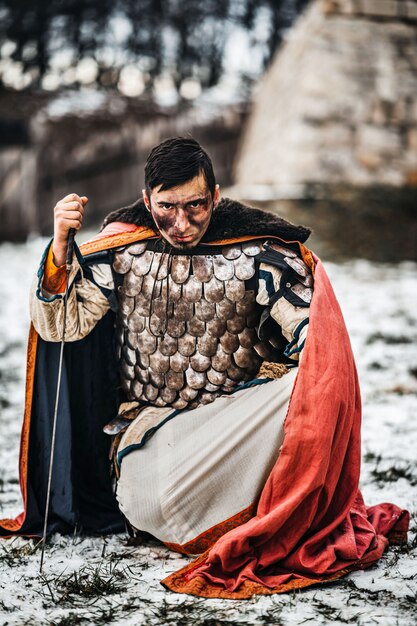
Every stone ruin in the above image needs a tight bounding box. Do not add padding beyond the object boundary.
[234,0,417,260]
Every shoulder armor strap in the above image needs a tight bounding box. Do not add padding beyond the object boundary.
[257,241,313,308]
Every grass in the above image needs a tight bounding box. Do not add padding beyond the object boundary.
[39,559,130,605]
[366,332,413,345]
[0,537,38,566]
[343,579,417,613]
[363,451,417,487]
[48,613,88,626]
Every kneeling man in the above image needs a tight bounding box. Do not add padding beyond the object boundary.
[1,137,408,599]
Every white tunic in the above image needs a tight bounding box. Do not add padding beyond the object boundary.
[115,369,298,549]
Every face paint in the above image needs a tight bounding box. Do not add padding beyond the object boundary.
[146,173,218,250]
[153,212,176,232]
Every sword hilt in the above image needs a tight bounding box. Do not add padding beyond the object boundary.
[66,228,76,270]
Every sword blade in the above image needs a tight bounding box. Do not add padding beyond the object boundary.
[39,228,75,572]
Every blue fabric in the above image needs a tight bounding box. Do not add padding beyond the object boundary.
[117,409,181,467]
[284,317,309,358]
[0,311,125,537]
[259,268,275,298]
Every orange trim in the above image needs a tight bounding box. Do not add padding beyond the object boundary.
[79,225,315,262]
[207,235,279,246]
[80,227,157,256]
[164,529,395,598]
[161,563,353,599]
[42,245,67,294]
[299,243,316,277]
[164,524,392,598]
[163,502,257,555]
[0,324,38,533]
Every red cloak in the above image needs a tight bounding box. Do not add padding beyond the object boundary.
[0,223,409,599]
[161,252,409,598]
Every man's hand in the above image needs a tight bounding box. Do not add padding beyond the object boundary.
[52,193,88,266]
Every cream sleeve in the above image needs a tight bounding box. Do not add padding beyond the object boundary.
[30,241,112,342]
[256,250,313,362]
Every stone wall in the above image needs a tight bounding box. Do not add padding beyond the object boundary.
[235,0,417,192]
[324,0,417,19]
[0,95,247,241]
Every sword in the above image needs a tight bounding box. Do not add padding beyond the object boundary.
[39,227,76,573]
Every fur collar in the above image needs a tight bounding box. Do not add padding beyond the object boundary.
[101,197,311,243]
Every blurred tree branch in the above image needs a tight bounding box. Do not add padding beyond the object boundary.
[0,0,309,95]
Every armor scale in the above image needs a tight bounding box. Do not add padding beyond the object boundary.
[112,240,295,410]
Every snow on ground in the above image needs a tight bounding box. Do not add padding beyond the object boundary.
[0,237,416,626]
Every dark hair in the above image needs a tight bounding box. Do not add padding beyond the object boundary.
[144,136,216,197]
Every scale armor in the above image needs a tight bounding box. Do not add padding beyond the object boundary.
[112,240,310,410]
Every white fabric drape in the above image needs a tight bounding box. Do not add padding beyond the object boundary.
[116,368,298,548]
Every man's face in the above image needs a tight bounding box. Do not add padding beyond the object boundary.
[143,172,220,250]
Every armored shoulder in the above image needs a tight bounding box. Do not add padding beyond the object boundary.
[256,240,313,308]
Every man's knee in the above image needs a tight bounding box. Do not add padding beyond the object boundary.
[115,466,136,521]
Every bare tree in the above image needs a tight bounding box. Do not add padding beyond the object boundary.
[0,0,310,94]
